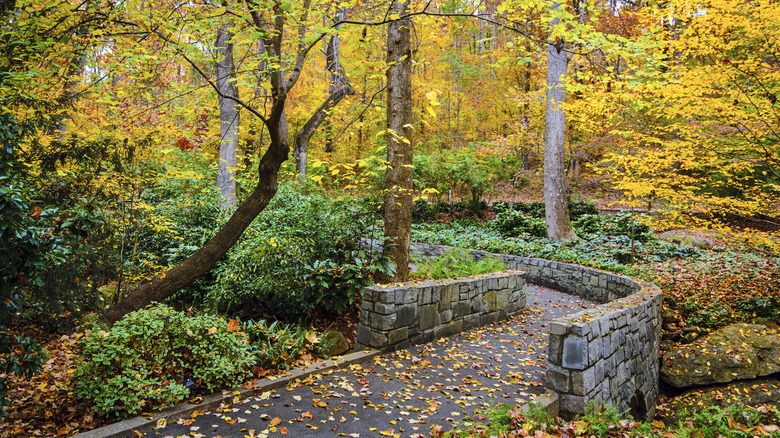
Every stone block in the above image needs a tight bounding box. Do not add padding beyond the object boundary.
[441,286,452,310]
[562,336,588,370]
[422,288,431,305]
[498,277,508,289]
[560,394,587,416]
[435,320,463,338]
[440,309,453,324]
[379,291,395,304]
[405,288,419,304]
[483,290,496,313]
[588,339,601,363]
[571,366,596,396]
[432,289,441,304]
[359,311,370,326]
[600,335,613,360]
[463,314,480,330]
[496,289,510,310]
[571,322,589,337]
[594,359,605,382]
[374,302,395,315]
[369,331,387,349]
[362,300,374,312]
[548,334,563,364]
[397,305,417,326]
[388,327,409,345]
[371,313,396,331]
[453,301,469,318]
[481,312,497,326]
[546,364,570,392]
[356,325,371,345]
[419,305,440,331]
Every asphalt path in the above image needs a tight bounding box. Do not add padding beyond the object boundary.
[149,285,595,438]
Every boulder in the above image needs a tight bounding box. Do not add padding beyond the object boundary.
[319,331,350,357]
[660,323,780,388]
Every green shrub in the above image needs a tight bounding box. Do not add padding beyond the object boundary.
[207,185,393,321]
[737,296,780,320]
[490,209,547,237]
[411,249,507,280]
[72,304,255,417]
[572,212,654,242]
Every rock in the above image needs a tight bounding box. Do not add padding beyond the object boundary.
[319,331,349,357]
[660,323,780,388]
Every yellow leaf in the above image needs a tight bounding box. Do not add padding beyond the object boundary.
[208,327,217,335]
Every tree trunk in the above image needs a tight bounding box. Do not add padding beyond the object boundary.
[378,1,413,284]
[100,117,288,325]
[295,8,350,175]
[216,24,240,210]
[543,0,577,241]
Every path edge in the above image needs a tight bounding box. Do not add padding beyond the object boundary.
[72,349,382,438]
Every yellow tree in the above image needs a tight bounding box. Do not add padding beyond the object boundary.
[604,0,780,249]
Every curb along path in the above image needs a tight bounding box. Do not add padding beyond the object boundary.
[124,285,596,438]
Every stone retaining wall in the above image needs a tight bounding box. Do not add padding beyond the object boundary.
[403,242,663,420]
[356,270,527,352]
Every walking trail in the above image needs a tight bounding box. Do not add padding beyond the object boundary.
[149,285,596,438]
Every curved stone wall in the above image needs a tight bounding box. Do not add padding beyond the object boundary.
[356,270,527,351]
[401,242,662,420]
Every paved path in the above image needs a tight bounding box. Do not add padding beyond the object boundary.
[149,285,595,438]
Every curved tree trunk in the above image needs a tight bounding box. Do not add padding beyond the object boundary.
[101,110,289,325]
[378,1,414,283]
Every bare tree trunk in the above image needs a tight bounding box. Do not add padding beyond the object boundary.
[543,0,577,241]
[295,8,352,175]
[378,1,413,283]
[216,24,240,210]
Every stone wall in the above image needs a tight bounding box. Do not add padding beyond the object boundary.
[356,270,527,351]
[404,242,663,420]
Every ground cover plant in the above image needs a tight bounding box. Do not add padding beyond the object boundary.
[411,250,507,281]
[432,401,780,438]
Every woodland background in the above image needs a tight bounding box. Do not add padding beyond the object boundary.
[0,0,779,435]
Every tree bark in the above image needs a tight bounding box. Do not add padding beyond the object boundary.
[543,0,577,241]
[378,1,413,283]
[294,8,351,175]
[216,24,240,210]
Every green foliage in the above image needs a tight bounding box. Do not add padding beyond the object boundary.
[207,184,393,321]
[413,147,496,212]
[412,222,696,275]
[242,319,313,369]
[737,296,780,320]
[490,209,547,238]
[682,299,732,329]
[73,304,255,418]
[575,402,652,436]
[410,250,507,280]
[572,212,654,242]
[672,404,780,438]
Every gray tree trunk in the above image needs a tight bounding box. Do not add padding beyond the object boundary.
[379,1,414,283]
[294,8,352,175]
[216,24,240,210]
[543,0,577,241]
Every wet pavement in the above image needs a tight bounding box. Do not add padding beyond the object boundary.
[147,285,596,438]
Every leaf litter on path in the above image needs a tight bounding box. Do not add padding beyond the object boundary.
[153,285,595,437]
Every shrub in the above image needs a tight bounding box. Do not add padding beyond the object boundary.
[207,185,393,321]
[572,212,654,242]
[490,209,547,238]
[72,305,255,417]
